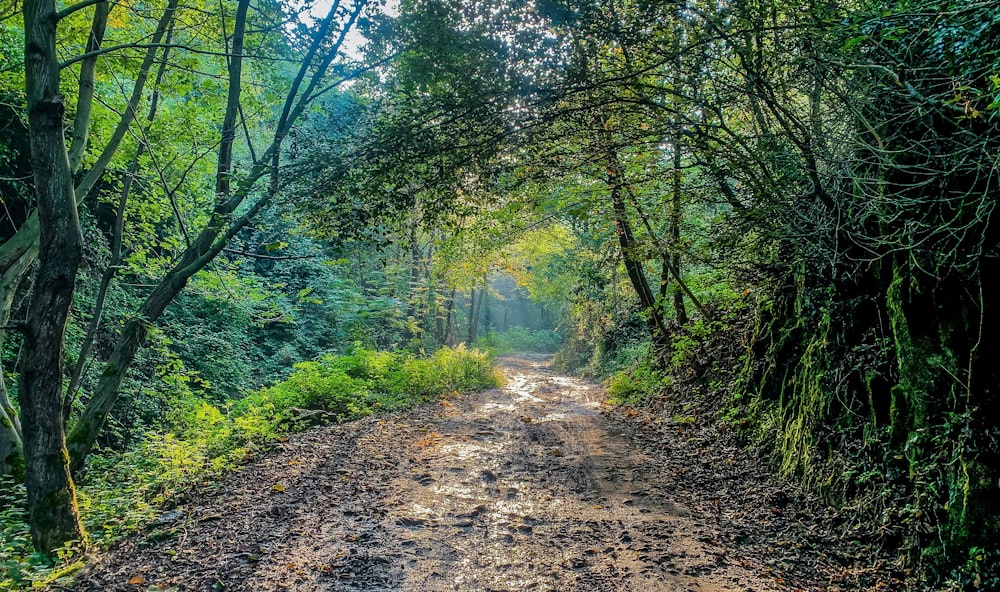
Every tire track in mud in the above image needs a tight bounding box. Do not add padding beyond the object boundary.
[73,355,784,592]
[369,356,775,592]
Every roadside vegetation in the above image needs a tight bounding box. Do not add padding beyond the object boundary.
[0,346,499,588]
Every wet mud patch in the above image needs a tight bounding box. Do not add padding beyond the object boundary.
[71,355,893,591]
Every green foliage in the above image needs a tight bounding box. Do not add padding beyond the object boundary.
[236,345,501,425]
[2,0,998,585]
[0,482,46,590]
[606,356,665,405]
[735,265,1000,586]
[668,318,723,371]
[602,316,738,407]
[476,326,563,355]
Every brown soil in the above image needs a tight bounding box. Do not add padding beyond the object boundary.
[70,355,899,591]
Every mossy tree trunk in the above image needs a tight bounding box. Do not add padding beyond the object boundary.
[0,383,23,482]
[19,0,87,553]
[65,0,367,475]
[66,0,251,475]
[0,0,162,483]
[668,132,687,325]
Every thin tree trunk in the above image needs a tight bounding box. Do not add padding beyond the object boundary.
[65,28,175,417]
[0,387,22,481]
[467,279,487,344]
[0,247,35,482]
[0,251,35,476]
[66,0,251,475]
[434,285,445,344]
[0,0,175,469]
[479,279,490,334]
[420,245,436,344]
[602,136,670,351]
[64,0,365,476]
[626,185,708,320]
[19,0,86,552]
[75,0,179,201]
[442,287,456,346]
[67,0,109,172]
[467,288,477,344]
[611,185,668,351]
[670,133,688,324]
[405,215,421,339]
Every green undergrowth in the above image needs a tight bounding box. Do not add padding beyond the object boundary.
[0,345,501,590]
[604,343,663,405]
[594,275,1000,587]
[586,311,747,412]
[475,326,563,355]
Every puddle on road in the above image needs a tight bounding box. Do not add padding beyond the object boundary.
[382,356,774,592]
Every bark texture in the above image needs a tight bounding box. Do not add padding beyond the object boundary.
[605,144,670,352]
[20,0,86,552]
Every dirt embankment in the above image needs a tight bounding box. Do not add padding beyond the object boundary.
[71,355,898,591]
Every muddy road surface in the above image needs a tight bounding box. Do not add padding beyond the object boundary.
[73,356,862,591]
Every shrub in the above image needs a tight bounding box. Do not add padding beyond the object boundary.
[606,357,666,405]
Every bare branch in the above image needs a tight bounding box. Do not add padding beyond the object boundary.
[223,248,316,261]
[60,43,302,69]
[55,0,107,21]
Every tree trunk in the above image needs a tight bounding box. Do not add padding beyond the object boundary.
[0,387,22,481]
[75,0,179,201]
[467,288,478,344]
[19,0,86,552]
[405,216,422,339]
[64,0,359,476]
[442,288,456,346]
[67,0,109,172]
[480,281,491,334]
[604,141,669,351]
[66,28,175,418]
[67,0,251,475]
[0,247,35,482]
[0,0,175,466]
[670,133,688,324]
[628,186,709,322]
[434,289,444,344]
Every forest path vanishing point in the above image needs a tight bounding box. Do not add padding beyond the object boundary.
[73,356,883,592]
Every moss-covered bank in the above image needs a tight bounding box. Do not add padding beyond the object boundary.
[736,259,1000,586]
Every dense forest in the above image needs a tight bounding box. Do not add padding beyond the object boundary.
[1,0,998,588]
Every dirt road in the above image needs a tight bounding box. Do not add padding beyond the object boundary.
[73,356,872,591]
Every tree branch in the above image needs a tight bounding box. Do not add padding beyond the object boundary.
[223,248,315,260]
[60,43,300,69]
[55,0,107,21]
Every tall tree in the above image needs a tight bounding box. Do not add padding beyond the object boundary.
[66,0,371,474]
[0,0,180,483]
[18,0,88,550]
[9,0,376,552]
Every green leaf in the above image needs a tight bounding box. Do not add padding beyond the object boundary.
[842,35,866,50]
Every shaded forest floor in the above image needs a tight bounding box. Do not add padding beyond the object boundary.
[69,356,902,591]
